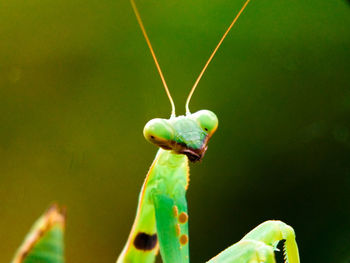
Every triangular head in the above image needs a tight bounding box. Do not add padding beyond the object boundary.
[143,110,218,162]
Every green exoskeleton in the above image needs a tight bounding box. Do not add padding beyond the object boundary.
[11,1,301,263]
[11,205,65,263]
[117,0,301,263]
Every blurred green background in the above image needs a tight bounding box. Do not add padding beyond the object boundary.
[1,0,350,262]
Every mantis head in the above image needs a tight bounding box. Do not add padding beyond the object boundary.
[130,0,242,162]
[143,110,218,162]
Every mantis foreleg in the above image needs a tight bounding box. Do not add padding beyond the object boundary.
[207,220,300,263]
[153,190,189,263]
[11,205,65,263]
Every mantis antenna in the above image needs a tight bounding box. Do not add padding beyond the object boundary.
[130,0,176,118]
[185,0,251,115]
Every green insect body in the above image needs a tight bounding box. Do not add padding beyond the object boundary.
[117,110,218,263]
[11,0,301,263]
[117,149,189,263]
[11,205,65,263]
[117,112,300,263]
[117,0,301,262]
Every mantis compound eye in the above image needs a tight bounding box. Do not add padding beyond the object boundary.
[191,110,218,135]
[143,118,175,149]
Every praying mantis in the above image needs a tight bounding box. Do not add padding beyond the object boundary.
[11,0,300,262]
[117,0,300,262]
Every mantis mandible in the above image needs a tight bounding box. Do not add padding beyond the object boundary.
[117,0,301,263]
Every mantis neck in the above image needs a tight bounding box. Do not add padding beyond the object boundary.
[116,149,189,263]
[149,149,189,196]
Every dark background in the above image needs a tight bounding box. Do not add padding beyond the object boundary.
[1,0,349,262]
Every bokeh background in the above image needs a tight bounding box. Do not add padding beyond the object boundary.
[1,0,350,262]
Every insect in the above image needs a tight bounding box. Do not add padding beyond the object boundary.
[10,1,300,263]
[117,0,301,263]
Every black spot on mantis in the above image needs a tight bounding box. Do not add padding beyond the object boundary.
[133,232,158,251]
